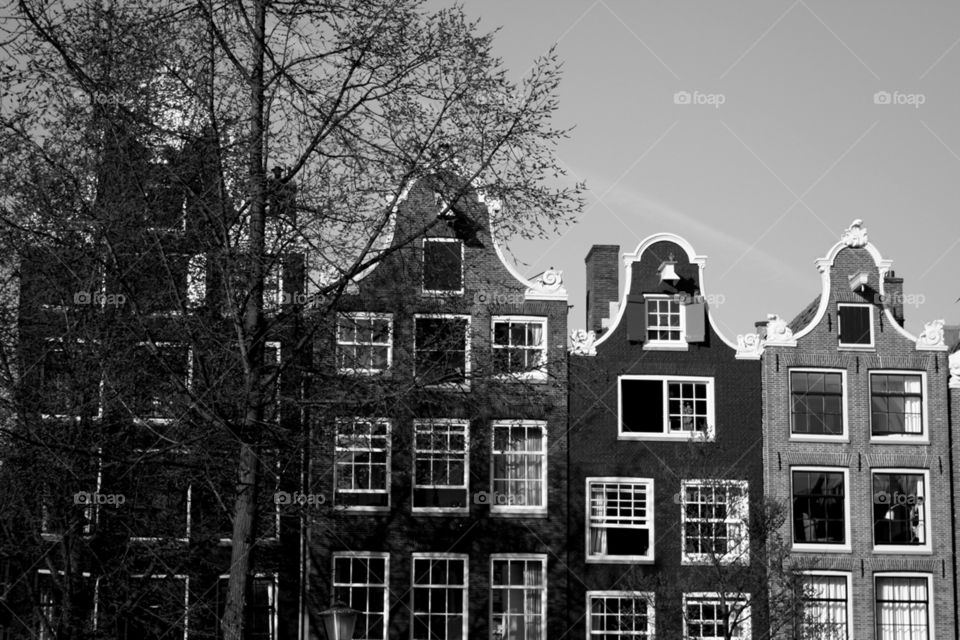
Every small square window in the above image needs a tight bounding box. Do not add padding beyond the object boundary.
[791,468,849,550]
[646,297,682,342]
[423,238,463,294]
[871,372,925,439]
[790,370,846,438]
[586,478,653,563]
[337,313,393,374]
[837,304,873,347]
[491,317,547,380]
[872,470,929,551]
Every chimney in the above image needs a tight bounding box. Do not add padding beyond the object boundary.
[883,270,904,327]
[585,245,620,335]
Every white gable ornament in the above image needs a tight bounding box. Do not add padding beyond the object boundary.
[570,329,597,356]
[735,333,763,359]
[840,219,868,248]
[525,268,566,300]
[916,318,947,350]
[764,314,797,346]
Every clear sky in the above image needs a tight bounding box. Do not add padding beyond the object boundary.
[428,0,960,340]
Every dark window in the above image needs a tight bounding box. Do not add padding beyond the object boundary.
[414,317,468,384]
[423,239,463,292]
[620,378,711,435]
[838,305,871,345]
[107,451,190,540]
[39,346,99,417]
[792,470,846,545]
[871,373,923,436]
[492,319,546,376]
[217,576,276,640]
[337,315,392,372]
[873,473,926,546]
[117,576,187,640]
[127,344,190,421]
[620,380,663,433]
[36,572,97,640]
[791,371,844,435]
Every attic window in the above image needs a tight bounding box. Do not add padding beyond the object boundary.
[423,238,463,294]
[837,304,873,348]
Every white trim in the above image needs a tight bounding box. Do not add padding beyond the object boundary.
[489,554,548,640]
[618,375,716,441]
[585,590,655,640]
[410,553,469,640]
[790,466,852,553]
[336,312,393,375]
[682,591,751,640]
[870,468,932,554]
[331,552,390,640]
[412,420,470,515]
[680,479,749,565]
[39,336,104,421]
[421,237,464,296]
[489,420,548,516]
[873,572,934,640]
[585,477,655,564]
[798,571,853,640]
[837,303,875,349]
[333,418,391,512]
[788,368,849,442]
[413,314,472,390]
[641,294,688,351]
[869,370,929,444]
[490,315,548,382]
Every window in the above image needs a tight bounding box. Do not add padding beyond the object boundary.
[587,592,655,640]
[334,418,390,509]
[37,571,98,640]
[414,315,470,385]
[871,372,925,439]
[800,573,850,640]
[423,238,463,293]
[39,341,101,419]
[337,313,392,374]
[791,370,845,437]
[838,303,873,347]
[618,376,715,440]
[875,574,931,640]
[491,421,547,514]
[586,478,654,563]
[646,296,682,342]
[119,575,189,640]
[791,468,849,549]
[413,420,468,513]
[122,449,192,541]
[217,574,276,640]
[411,555,468,640]
[490,555,546,640]
[117,252,195,315]
[128,343,191,422]
[491,317,547,379]
[681,480,749,564]
[873,470,929,550]
[683,593,750,640]
[332,554,389,640]
[41,452,101,537]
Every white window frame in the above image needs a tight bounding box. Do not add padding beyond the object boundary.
[837,303,874,349]
[129,448,192,543]
[680,479,749,565]
[336,312,393,375]
[332,552,390,640]
[126,574,189,640]
[37,570,100,639]
[869,370,929,444]
[489,554,547,640]
[643,294,688,350]
[799,571,852,640]
[217,572,277,640]
[586,477,655,564]
[682,592,751,640]
[585,591,655,640]
[790,466,851,553]
[490,315,548,382]
[410,553,469,640]
[334,418,391,512]
[412,420,469,515]
[131,341,193,425]
[489,420,548,517]
[413,314,471,389]
[871,468,932,554]
[422,237,464,296]
[618,375,716,441]
[789,368,849,442]
[874,572,934,640]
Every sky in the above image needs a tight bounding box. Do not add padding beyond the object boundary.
[427,0,960,341]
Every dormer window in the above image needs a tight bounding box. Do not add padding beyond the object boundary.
[646,296,682,342]
[625,294,706,349]
[837,303,873,348]
[422,238,463,294]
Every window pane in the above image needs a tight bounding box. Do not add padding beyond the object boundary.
[839,306,871,344]
[423,240,463,292]
[791,372,844,435]
[876,577,929,640]
[620,380,663,433]
[792,471,846,544]
[873,473,926,546]
[871,373,924,436]
[415,318,468,384]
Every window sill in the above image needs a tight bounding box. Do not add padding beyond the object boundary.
[837,344,875,351]
[421,290,464,297]
[337,368,392,377]
[642,341,689,351]
[872,546,932,555]
[333,505,391,514]
[618,432,714,442]
[489,508,548,518]
[586,556,654,565]
[792,543,851,554]
[681,555,748,566]
[491,372,548,384]
[789,434,850,444]
[412,508,470,516]
[870,436,929,445]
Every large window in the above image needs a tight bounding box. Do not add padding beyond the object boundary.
[792,469,849,549]
[411,554,468,640]
[683,593,750,640]
[334,418,390,510]
[619,376,714,440]
[791,370,845,437]
[871,372,925,438]
[118,575,189,640]
[414,315,470,385]
[875,574,931,640]
[873,470,929,550]
[413,420,468,513]
[332,554,389,640]
[801,573,850,640]
[337,313,392,374]
[837,303,873,347]
[217,574,277,640]
[490,555,546,640]
[586,592,655,640]
[491,317,547,379]
[586,478,654,563]
[490,421,547,514]
[423,238,463,294]
[681,480,749,564]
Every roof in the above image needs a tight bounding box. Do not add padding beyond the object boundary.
[788,295,821,333]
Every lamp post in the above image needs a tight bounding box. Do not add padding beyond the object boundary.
[318,602,358,640]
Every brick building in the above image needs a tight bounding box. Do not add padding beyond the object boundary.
[758,219,957,639]
[568,233,764,639]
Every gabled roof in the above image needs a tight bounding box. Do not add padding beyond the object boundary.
[788,295,821,333]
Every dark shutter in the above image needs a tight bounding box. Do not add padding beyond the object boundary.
[423,239,463,292]
[839,306,871,344]
[620,379,663,433]
[626,295,647,342]
[684,301,706,342]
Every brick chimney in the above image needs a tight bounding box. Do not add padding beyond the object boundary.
[585,245,620,335]
[883,270,904,327]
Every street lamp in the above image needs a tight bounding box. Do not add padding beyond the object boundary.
[319,602,358,640]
